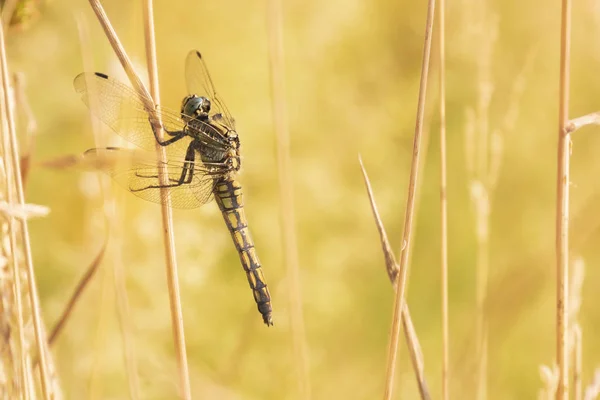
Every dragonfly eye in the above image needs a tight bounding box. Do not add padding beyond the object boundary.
[181,94,197,117]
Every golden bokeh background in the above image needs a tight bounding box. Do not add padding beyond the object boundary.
[4,0,600,398]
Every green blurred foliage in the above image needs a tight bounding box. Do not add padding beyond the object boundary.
[5,0,600,398]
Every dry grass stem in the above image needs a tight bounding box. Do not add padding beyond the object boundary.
[556,0,572,397]
[438,0,449,397]
[0,17,52,399]
[382,0,435,398]
[141,0,191,397]
[267,0,311,398]
[0,30,28,400]
[359,156,431,399]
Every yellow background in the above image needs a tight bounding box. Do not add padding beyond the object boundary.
[5,0,600,398]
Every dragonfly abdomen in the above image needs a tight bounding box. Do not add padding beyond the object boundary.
[213,178,273,326]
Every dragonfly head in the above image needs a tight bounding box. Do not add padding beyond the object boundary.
[181,94,211,120]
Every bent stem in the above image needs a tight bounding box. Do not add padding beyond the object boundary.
[360,157,431,400]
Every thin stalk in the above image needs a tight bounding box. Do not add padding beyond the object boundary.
[266,0,311,398]
[438,0,449,397]
[382,0,436,398]
[0,17,51,399]
[141,1,191,398]
[0,28,28,400]
[556,0,571,397]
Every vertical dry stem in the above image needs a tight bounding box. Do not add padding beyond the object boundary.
[141,1,191,398]
[266,0,311,398]
[0,26,28,400]
[0,17,51,399]
[382,0,436,398]
[438,0,449,397]
[556,0,571,398]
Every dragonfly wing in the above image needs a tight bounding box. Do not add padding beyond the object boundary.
[73,72,230,154]
[84,147,226,209]
[185,50,236,130]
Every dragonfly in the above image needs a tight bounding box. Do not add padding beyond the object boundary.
[73,50,273,326]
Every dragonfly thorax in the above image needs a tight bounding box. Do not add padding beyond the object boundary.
[181,94,211,120]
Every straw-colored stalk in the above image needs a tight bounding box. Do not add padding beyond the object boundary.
[359,157,430,400]
[556,0,571,397]
[85,1,192,397]
[266,0,311,398]
[0,29,28,400]
[140,1,192,396]
[438,0,449,397]
[0,17,53,399]
[382,0,435,398]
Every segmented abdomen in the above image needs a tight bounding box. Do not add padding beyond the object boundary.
[213,178,273,326]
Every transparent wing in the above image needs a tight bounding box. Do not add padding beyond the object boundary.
[84,147,228,209]
[74,72,230,157]
[185,50,236,129]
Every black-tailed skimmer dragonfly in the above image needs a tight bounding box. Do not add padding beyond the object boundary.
[74,50,273,326]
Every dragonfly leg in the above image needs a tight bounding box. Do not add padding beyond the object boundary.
[152,127,188,147]
[131,144,196,192]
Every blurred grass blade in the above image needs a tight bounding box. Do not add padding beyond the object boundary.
[0,16,54,399]
[0,201,49,219]
[12,72,37,188]
[48,232,108,345]
[267,0,311,397]
[438,0,449,396]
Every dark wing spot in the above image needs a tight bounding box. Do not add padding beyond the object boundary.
[95,72,109,79]
[195,50,202,59]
